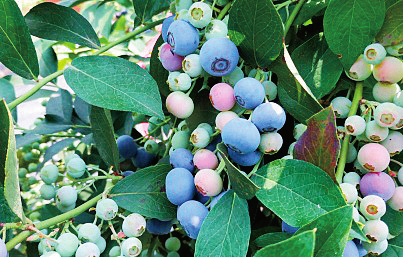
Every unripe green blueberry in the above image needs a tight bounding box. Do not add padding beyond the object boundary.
[197,123,214,136]
[56,186,77,206]
[109,246,121,257]
[55,232,79,257]
[66,157,86,178]
[398,167,403,184]
[18,168,28,178]
[166,91,194,119]
[352,207,360,223]
[357,143,390,172]
[41,251,61,257]
[353,158,368,174]
[344,115,366,136]
[394,90,403,107]
[365,120,389,142]
[28,176,37,185]
[380,130,403,156]
[223,66,244,85]
[386,42,403,56]
[171,131,190,149]
[373,102,401,128]
[363,219,389,242]
[40,184,56,200]
[144,140,159,154]
[122,213,146,237]
[345,55,373,81]
[56,201,75,213]
[194,169,223,196]
[177,120,189,132]
[167,252,180,257]
[167,72,180,89]
[362,239,388,255]
[293,124,307,140]
[165,237,181,252]
[205,19,228,40]
[387,186,403,212]
[96,198,118,220]
[262,81,277,101]
[38,238,57,255]
[121,237,142,257]
[176,9,190,21]
[346,143,357,163]
[78,223,101,243]
[340,183,358,204]
[343,172,361,186]
[75,242,100,257]
[390,106,403,130]
[40,164,59,184]
[95,236,106,254]
[188,2,212,28]
[215,111,238,131]
[331,97,352,118]
[259,132,283,154]
[360,194,386,220]
[190,127,210,148]
[182,54,202,78]
[64,153,80,164]
[373,56,403,83]
[169,73,192,92]
[287,142,296,156]
[28,163,38,172]
[372,82,401,103]
[363,43,387,64]
[31,149,41,158]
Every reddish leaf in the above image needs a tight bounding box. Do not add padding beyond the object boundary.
[294,106,340,182]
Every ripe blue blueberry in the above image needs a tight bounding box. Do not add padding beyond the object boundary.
[342,240,359,257]
[281,221,299,234]
[166,168,196,205]
[170,148,194,172]
[117,135,138,160]
[162,16,175,42]
[177,200,209,239]
[228,148,262,166]
[146,219,173,235]
[222,118,260,154]
[251,102,286,132]
[194,190,210,204]
[199,38,239,76]
[132,148,156,168]
[167,20,199,56]
[234,78,265,109]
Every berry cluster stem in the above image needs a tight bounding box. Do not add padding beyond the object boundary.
[284,0,307,37]
[335,82,363,183]
[7,19,165,111]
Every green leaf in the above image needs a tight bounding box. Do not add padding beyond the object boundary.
[254,230,316,257]
[81,2,116,38]
[64,56,164,118]
[350,220,370,243]
[291,34,343,99]
[132,0,170,23]
[110,163,177,220]
[268,51,323,124]
[251,159,346,227]
[228,0,283,68]
[186,89,219,132]
[37,138,78,171]
[294,205,353,257]
[0,0,39,79]
[150,35,170,98]
[323,0,385,69]
[0,100,24,222]
[89,106,120,171]
[383,234,403,257]
[34,40,58,80]
[45,89,73,123]
[25,2,100,49]
[294,0,329,25]
[294,106,340,182]
[382,205,403,236]
[375,0,403,46]
[217,143,260,200]
[254,232,292,248]
[0,78,17,121]
[195,190,250,257]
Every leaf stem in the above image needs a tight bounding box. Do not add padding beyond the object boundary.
[284,0,306,37]
[335,82,363,183]
[7,19,165,111]
[5,193,103,251]
[217,2,232,20]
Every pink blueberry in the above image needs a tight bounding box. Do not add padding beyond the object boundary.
[194,169,223,197]
[357,143,390,172]
[209,83,236,111]
[166,91,194,119]
[193,149,219,170]
[359,172,396,201]
[373,56,403,83]
[215,111,238,131]
[159,43,184,71]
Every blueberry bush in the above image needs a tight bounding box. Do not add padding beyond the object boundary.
[0,0,402,256]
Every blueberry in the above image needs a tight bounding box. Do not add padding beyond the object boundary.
[40,184,56,200]
[40,164,59,184]
[78,223,101,243]
[146,219,172,235]
[199,37,239,76]
[251,102,286,132]
[55,232,79,257]
[123,170,135,177]
[0,238,7,257]
[177,200,208,239]
[122,213,146,237]
[121,237,142,257]
[56,186,77,207]
[205,135,222,152]
[95,236,106,254]
[167,20,199,56]
[360,172,395,201]
[96,198,118,220]
[162,16,175,42]
[281,220,299,234]
[165,237,181,252]
[194,190,210,204]
[166,168,196,205]
[66,157,86,178]
[117,135,138,160]
[132,148,156,168]
[75,242,100,257]
[343,240,359,257]
[228,148,262,166]
[210,191,226,209]
[159,43,184,71]
[221,118,260,154]
[170,148,194,172]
